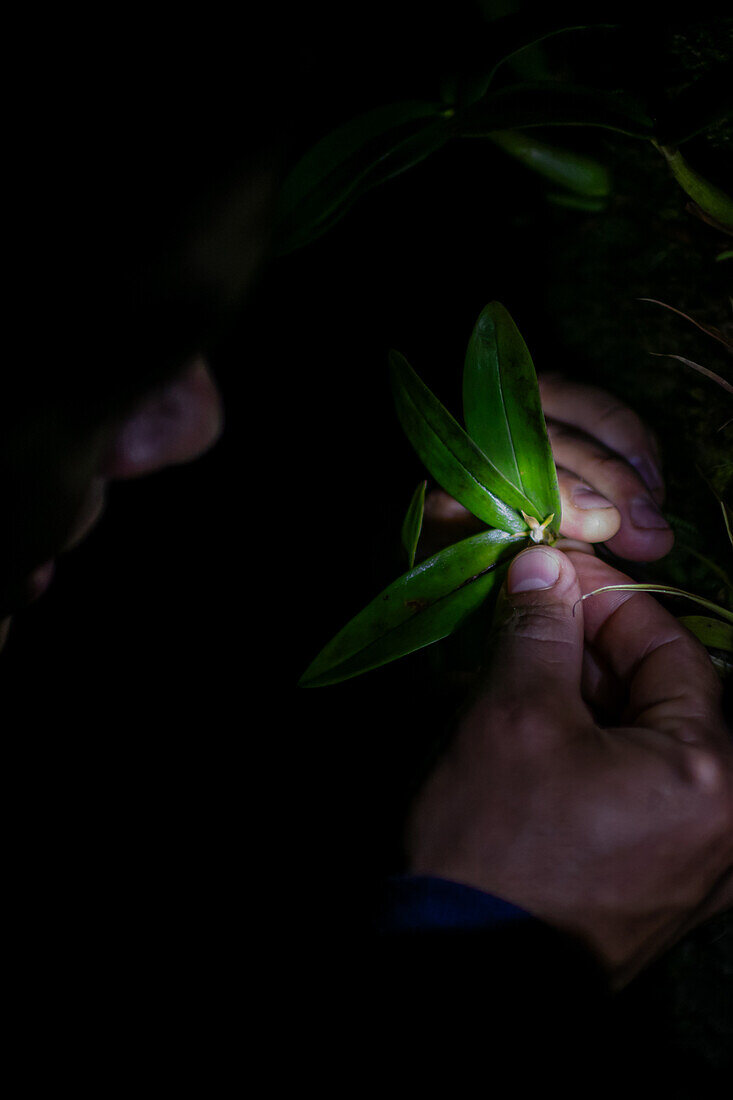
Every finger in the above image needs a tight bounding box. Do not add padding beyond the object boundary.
[553,538,596,555]
[539,374,664,501]
[555,465,621,543]
[477,547,588,735]
[568,552,725,742]
[548,423,674,562]
[581,643,623,721]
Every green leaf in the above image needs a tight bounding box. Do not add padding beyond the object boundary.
[462,303,561,530]
[487,130,611,197]
[389,350,532,534]
[402,480,427,568]
[649,352,733,396]
[656,144,733,231]
[300,528,523,687]
[580,584,733,624]
[459,83,654,138]
[441,15,616,107]
[678,616,733,653]
[274,101,450,254]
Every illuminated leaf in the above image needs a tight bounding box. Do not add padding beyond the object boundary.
[462,303,561,531]
[488,131,610,197]
[300,528,523,687]
[389,350,532,534]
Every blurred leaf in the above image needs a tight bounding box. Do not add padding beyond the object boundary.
[441,14,616,107]
[460,83,654,138]
[716,251,733,262]
[402,480,427,568]
[462,303,561,529]
[581,584,733,624]
[639,298,733,353]
[390,350,532,534]
[488,130,610,196]
[274,101,450,254]
[300,528,523,687]
[656,62,733,145]
[678,615,733,653]
[656,144,733,232]
[649,352,733,396]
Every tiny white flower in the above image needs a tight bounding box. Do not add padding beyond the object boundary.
[521,511,555,545]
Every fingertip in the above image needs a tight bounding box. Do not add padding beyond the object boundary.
[507,545,577,596]
[558,470,621,544]
[628,453,665,504]
[605,522,675,563]
[561,501,622,544]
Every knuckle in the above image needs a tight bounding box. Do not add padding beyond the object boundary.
[547,421,570,444]
[489,697,553,746]
[592,401,645,445]
[680,743,733,811]
[505,604,573,647]
[593,452,634,481]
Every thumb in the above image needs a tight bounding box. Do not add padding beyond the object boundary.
[480,546,585,724]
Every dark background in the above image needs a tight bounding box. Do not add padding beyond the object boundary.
[2,3,730,1077]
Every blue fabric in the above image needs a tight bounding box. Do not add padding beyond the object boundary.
[377,874,535,933]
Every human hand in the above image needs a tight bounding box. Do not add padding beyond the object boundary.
[406,545,732,986]
[419,375,674,563]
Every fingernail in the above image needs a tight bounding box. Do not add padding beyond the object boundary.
[630,495,670,531]
[629,454,664,500]
[508,548,561,593]
[571,483,614,510]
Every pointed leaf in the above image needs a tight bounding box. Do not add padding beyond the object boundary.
[656,144,733,231]
[300,528,523,687]
[402,480,427,568]
[649,353,733,395]
[638,298,733,353]
[389,350,532,534]
[678,616,733,653]
[463,303,561,529]
[488,131,610,197]
[580,584,733,624]
[274,102,450,254]
[441,15,616,107]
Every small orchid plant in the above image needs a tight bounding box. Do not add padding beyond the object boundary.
[300,303,733,688]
